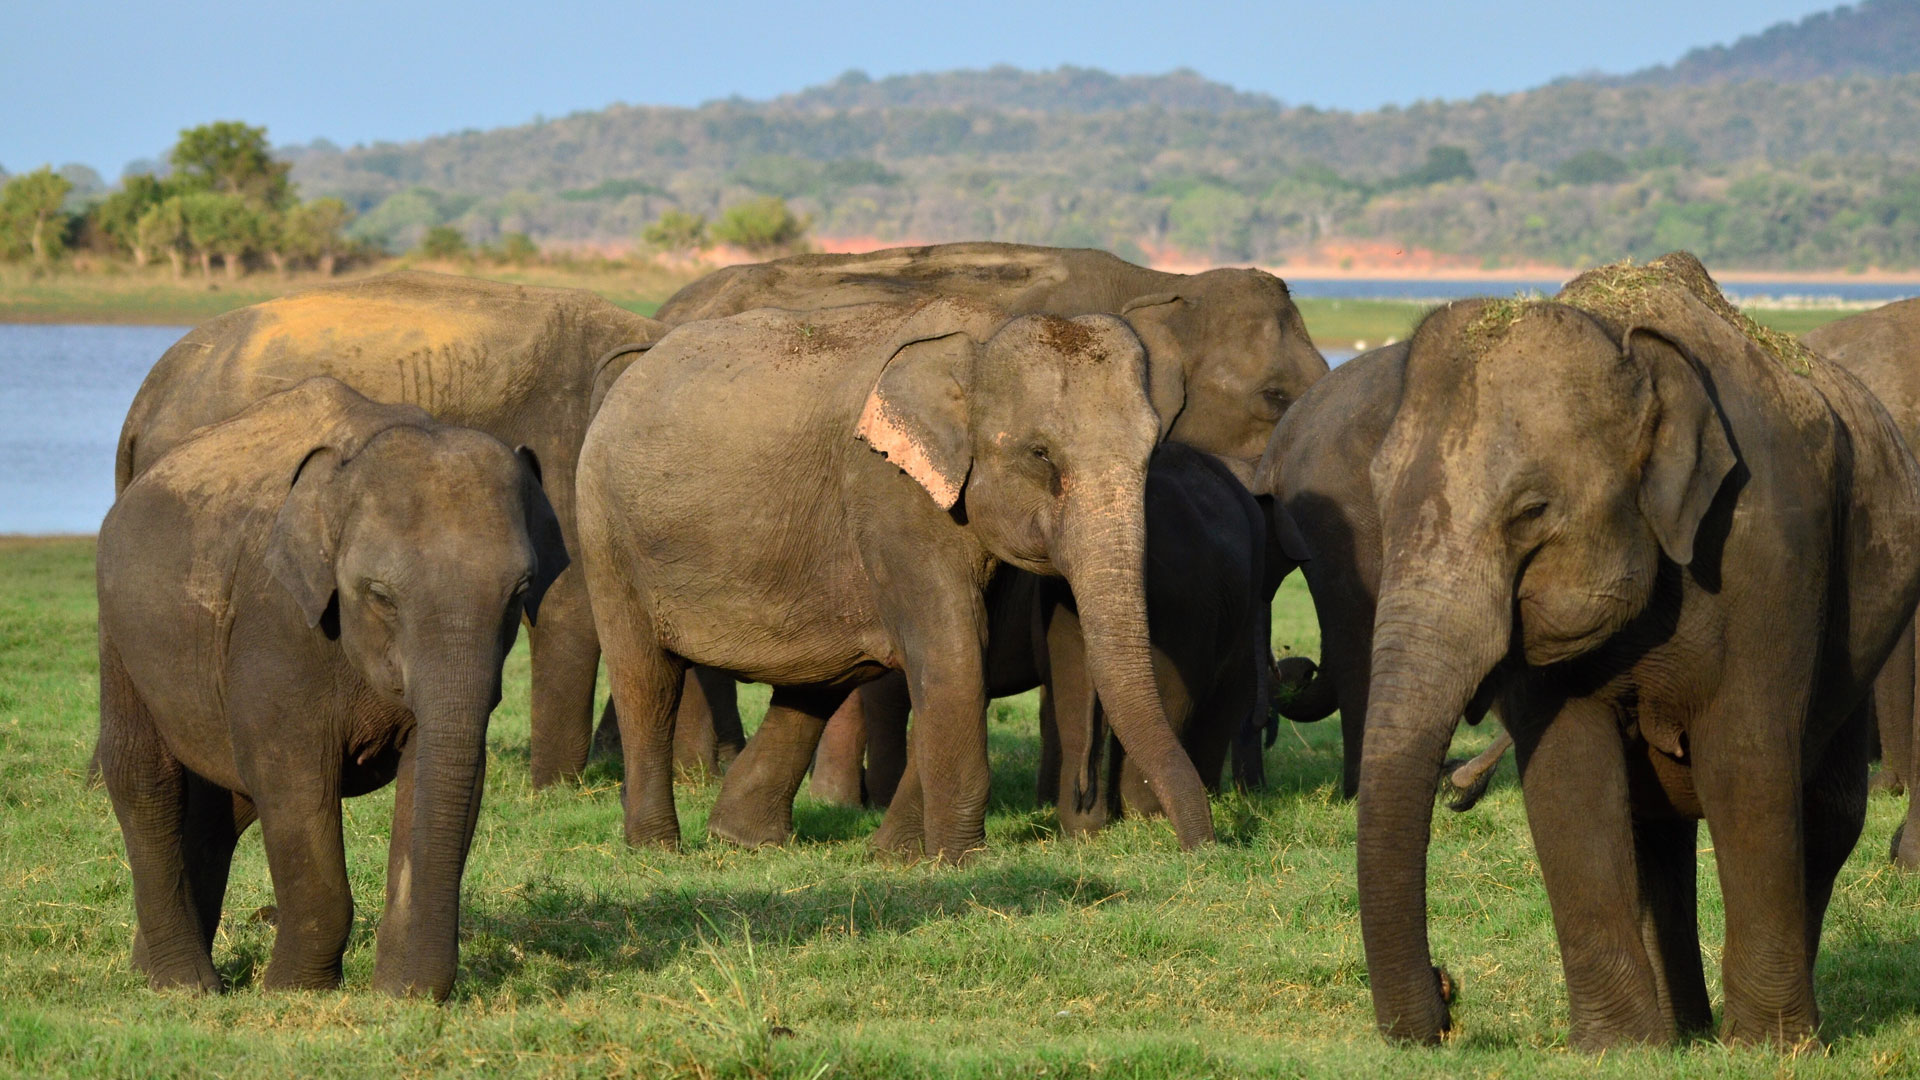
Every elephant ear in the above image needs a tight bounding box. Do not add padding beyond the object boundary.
[1628,326,1737,566]
[514,446,571,626]
[265,446,343,629]
[1119,292,1191,440]
[856,332,976,510]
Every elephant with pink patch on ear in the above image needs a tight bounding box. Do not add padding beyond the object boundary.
[577,297,1211,862]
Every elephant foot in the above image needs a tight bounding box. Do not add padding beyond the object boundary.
[1871,768,1906,797]
[1891,823,1920,870]
[705,799,791,849]
[869,817,924,861]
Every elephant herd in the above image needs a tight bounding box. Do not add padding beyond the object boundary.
[90,241,1920,1053]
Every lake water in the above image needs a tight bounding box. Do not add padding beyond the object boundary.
[0,324,186,535]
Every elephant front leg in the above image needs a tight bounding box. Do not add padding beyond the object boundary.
[1512,697,1670,1050]
[885,666,990,864]
[1872,617,1914,797]
[1695,708,1819,1046]
[255,784,354,991]
[528,568,600,788]
[1804,704,1871,966]
[374,736,418,991]
[708,685,849,847]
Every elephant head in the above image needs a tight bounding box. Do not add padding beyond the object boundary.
[1356,298,1735,1042]
[264,410,568,998]
[1120,268,1327,480]
[859,310,1213,848]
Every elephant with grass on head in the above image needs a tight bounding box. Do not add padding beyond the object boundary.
[577,298,1212,862]
[1355,254,1920,1050]
[97,378,567,1000]
[114,270,664,789]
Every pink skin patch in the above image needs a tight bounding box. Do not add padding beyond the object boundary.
[857,392,962,510]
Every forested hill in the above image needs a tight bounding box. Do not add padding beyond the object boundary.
[1615,0,1920,86]
[771,66,1280,113]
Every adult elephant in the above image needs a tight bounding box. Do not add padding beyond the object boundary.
[578,298,1212,862]
[1803,299,1920,866]
[644,241,1329,779]
[1356,254,1920,1050]
[655,241,1327,476]
[114,270,664,788]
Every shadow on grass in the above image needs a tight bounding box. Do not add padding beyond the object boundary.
[457,864,1124,997]
[1816,930,1920,1041]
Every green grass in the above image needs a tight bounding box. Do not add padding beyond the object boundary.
[9,537,1920,1074]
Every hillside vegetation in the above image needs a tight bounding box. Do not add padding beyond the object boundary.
[1616,0,1920,86]
[256,1,1920,273]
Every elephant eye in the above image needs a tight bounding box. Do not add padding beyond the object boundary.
[1511,501,1548,526]
[365,583,398,613]
[1028,443,1053,465]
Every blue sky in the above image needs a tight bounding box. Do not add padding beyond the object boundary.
[5,0,1841,179]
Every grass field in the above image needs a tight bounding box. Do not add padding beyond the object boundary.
[8,538,1920,1077]
[0,262,1856,350]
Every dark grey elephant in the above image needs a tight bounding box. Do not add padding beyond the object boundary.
[114,270,663,788]
[1803,299,1920,866]
[578,298,1212,862]
[97,378,567,999]
[1355,254,1920,1050]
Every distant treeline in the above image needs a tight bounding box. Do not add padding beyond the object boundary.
[1,123,359,278]
[262,69,1920,270]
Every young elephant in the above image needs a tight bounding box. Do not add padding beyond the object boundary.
[1042,442,1286,834]
[116,270,663,788]
[1356,254,1920,1050]
[97,378,567,999]
[578,298,1212,862]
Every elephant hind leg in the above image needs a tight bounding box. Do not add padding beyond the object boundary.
[527,570,601,789]
[708,684,847,847]
[180,774,252,955]
[99,640,221,992]
[808,690,868,808]
[1634,817,1710,1036]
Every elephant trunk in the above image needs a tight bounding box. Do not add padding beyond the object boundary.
[1057,469,1214,850]
[1357,557,1510,1043]
[380,655,495,1001]
[1273,655,1340,723]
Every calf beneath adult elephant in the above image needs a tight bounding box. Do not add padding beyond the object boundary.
[1355,254,1920,1050]
[97,378,567,999]
[1044,442,1291,833]
[578,298,1212,862]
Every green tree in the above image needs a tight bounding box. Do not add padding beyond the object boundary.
[490,231,538,265]
[135,197,190,277]
[641,209,709,254]
[89,175,173,265]
[180,191,260,279]
[711,197,808,254]
[417,224,469,259]
[0,167,75,263]
[1553,150,1631,186]
[281,197,354,275]
[170,121,293,209]
[1385,145,1477,190]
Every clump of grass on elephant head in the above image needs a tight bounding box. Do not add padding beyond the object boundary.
[1560,251,1818,376]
